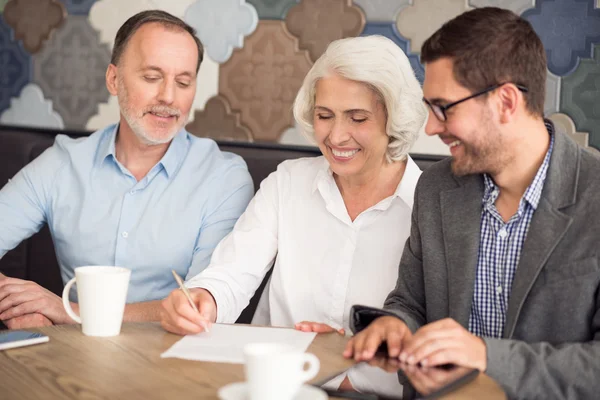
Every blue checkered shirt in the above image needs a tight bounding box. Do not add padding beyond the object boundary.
[468,124,555,338]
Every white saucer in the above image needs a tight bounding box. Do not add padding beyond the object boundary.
[218,382,327,400]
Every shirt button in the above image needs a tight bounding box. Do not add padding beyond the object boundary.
[122,231,128,238]
[498,229,507,238]
[496,285,503,294]
[130,190,135,195]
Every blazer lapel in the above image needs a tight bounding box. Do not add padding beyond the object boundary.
[440,175,484,328]
[504,126,579,338]
[504,200,572,337]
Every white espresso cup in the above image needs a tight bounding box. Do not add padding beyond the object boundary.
[243,343,320,400]
[62,266,131,337]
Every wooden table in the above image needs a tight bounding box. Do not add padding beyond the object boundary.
[0,323,506,399]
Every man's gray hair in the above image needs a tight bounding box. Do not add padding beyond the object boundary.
[111,10,204,72]
[293,35,426,162]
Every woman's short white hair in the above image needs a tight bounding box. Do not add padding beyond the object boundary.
[293,35,426,163]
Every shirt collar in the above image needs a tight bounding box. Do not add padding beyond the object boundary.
[94,124,189,178]
[483,122,555,211]
[94,123,119,167]
[312,155,421,209]
[159,129,189,178]
[312,157,333,194]
[395,156,421,209]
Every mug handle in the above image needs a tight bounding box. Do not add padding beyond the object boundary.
[62,277,81,324]
[299,353,320,383]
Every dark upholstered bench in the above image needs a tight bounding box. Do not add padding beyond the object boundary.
[0,124,444,325]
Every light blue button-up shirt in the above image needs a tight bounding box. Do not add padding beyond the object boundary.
[0,124,254,303]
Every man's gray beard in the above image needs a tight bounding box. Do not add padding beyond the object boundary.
[122,108,180,146]
[117,78,183,146]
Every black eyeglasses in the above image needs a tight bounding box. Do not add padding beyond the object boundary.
[423,83,529,122]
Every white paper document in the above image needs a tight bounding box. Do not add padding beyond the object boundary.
[160,324,317,363]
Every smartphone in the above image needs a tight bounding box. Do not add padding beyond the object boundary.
[0,330,49,351]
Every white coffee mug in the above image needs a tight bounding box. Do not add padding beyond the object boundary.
[243,343,320,400]
[62,266,131,337]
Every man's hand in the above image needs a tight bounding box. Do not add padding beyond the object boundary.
[4,313,53,329]
[295,321,345,335]
[160,287,216,335]
[343,316,412,361]
[0,275,74,325]
[400,318,487,371]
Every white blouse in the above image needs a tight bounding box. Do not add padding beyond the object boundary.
[187,155,419,327]
[186,155,421,393]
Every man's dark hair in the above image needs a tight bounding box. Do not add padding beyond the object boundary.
[421,7,546,117]
[111,10,204,72]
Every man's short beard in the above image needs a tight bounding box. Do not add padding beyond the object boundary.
[117,77,184,145]
[450,114,507,177]
[121,106,180,145]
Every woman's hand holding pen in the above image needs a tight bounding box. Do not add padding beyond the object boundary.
[160,288,217,335]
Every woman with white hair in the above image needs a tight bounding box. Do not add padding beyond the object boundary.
[160,35,426,392]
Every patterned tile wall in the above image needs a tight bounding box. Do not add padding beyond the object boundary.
[0,0,599,155]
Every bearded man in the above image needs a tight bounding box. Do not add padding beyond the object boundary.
[0,10,253,329]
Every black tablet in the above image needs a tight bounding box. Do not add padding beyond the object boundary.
[313,357,479,400]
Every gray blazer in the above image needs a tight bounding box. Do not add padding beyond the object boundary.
[354,127,600,399]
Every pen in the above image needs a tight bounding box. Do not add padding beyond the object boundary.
[171,270,210,333]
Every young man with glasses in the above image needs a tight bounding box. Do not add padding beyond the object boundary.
[344,7,600,399]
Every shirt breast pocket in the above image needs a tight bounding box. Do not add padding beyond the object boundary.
[543,256,599,285]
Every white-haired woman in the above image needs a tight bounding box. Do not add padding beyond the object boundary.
[160,35,427,393]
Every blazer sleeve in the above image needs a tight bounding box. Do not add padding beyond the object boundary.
[484,304,600,400]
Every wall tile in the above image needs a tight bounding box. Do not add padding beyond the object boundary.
[85,95,118,131]
[219,20,312,141]
[468,0,534,15]
[523,0,600,76]
[361,22,424,83]
[544,70,561,116]
[189,55,219,123]
[186,95,253,141]
[0,17,30,114]
[353,0,411,23]
[154,0,198,18]
[279,123,314,146]
[396,0,471,55]
[1,0,599,157]
[0,83,64,128]
[33,16,111,129]
[560,44,600,150]
[548,112,591,148]
[88,0,196,49]
[248,0,298,20]
[185,0,258,63]
[59,0,96,15]
[3,0,66,54]
[285,0,365,62]
[409,118,450,156]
